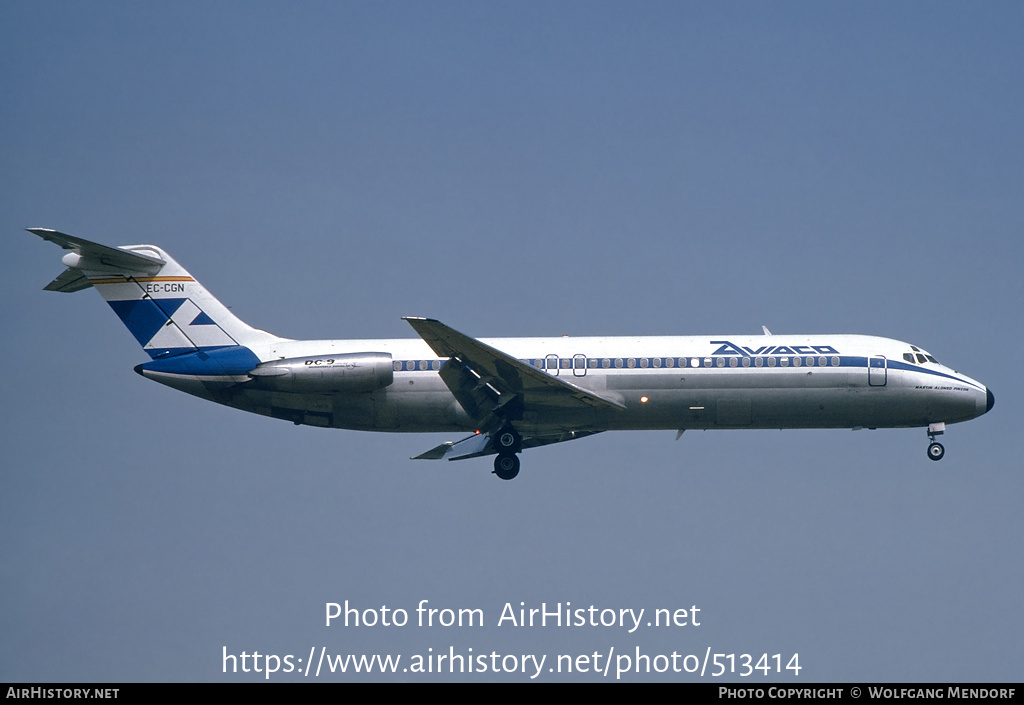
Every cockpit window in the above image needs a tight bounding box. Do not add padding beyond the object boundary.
[907,346,941,365]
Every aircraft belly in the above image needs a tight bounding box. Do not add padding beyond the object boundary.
[385,390,475,431]
[589,384,931,431]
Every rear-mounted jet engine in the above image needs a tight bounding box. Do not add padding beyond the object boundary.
[247,353,394,393]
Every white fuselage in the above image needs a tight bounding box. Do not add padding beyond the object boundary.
[146,332,990,435]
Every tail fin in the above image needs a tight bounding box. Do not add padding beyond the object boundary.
[29,228,280,358]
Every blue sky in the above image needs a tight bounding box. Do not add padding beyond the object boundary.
[2,1,1021,681]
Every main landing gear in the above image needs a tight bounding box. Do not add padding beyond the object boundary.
[492,425,522,480]
[926,422,945,461]
[493,453,520,480]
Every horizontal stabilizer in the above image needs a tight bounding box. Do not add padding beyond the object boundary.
[43,267,93,293]
[28,228,166,275]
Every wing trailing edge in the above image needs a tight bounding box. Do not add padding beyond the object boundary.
[413,430,602,461]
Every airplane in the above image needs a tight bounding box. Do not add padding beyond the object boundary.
[26,228,994,480]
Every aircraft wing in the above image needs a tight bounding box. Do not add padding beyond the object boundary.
[403,317,625,430]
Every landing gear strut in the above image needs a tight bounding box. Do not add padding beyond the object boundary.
[927,422,945,461]
[493,453,520,480]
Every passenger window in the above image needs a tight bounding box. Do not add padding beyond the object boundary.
[818,356,826,367]
[755,357,764,367]
[831,356,840,366]
[768,357,777,367]
[742,357,751,367]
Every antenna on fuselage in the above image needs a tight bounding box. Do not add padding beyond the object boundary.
[762,326,772,335]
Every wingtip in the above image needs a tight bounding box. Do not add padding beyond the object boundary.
[403,316,443,329]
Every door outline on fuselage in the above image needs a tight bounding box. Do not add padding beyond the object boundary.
[869,355,887,386]
[546,354,560,376]
[572,353,587,377]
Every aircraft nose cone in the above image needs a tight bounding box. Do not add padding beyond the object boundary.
[986,387,995,413]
